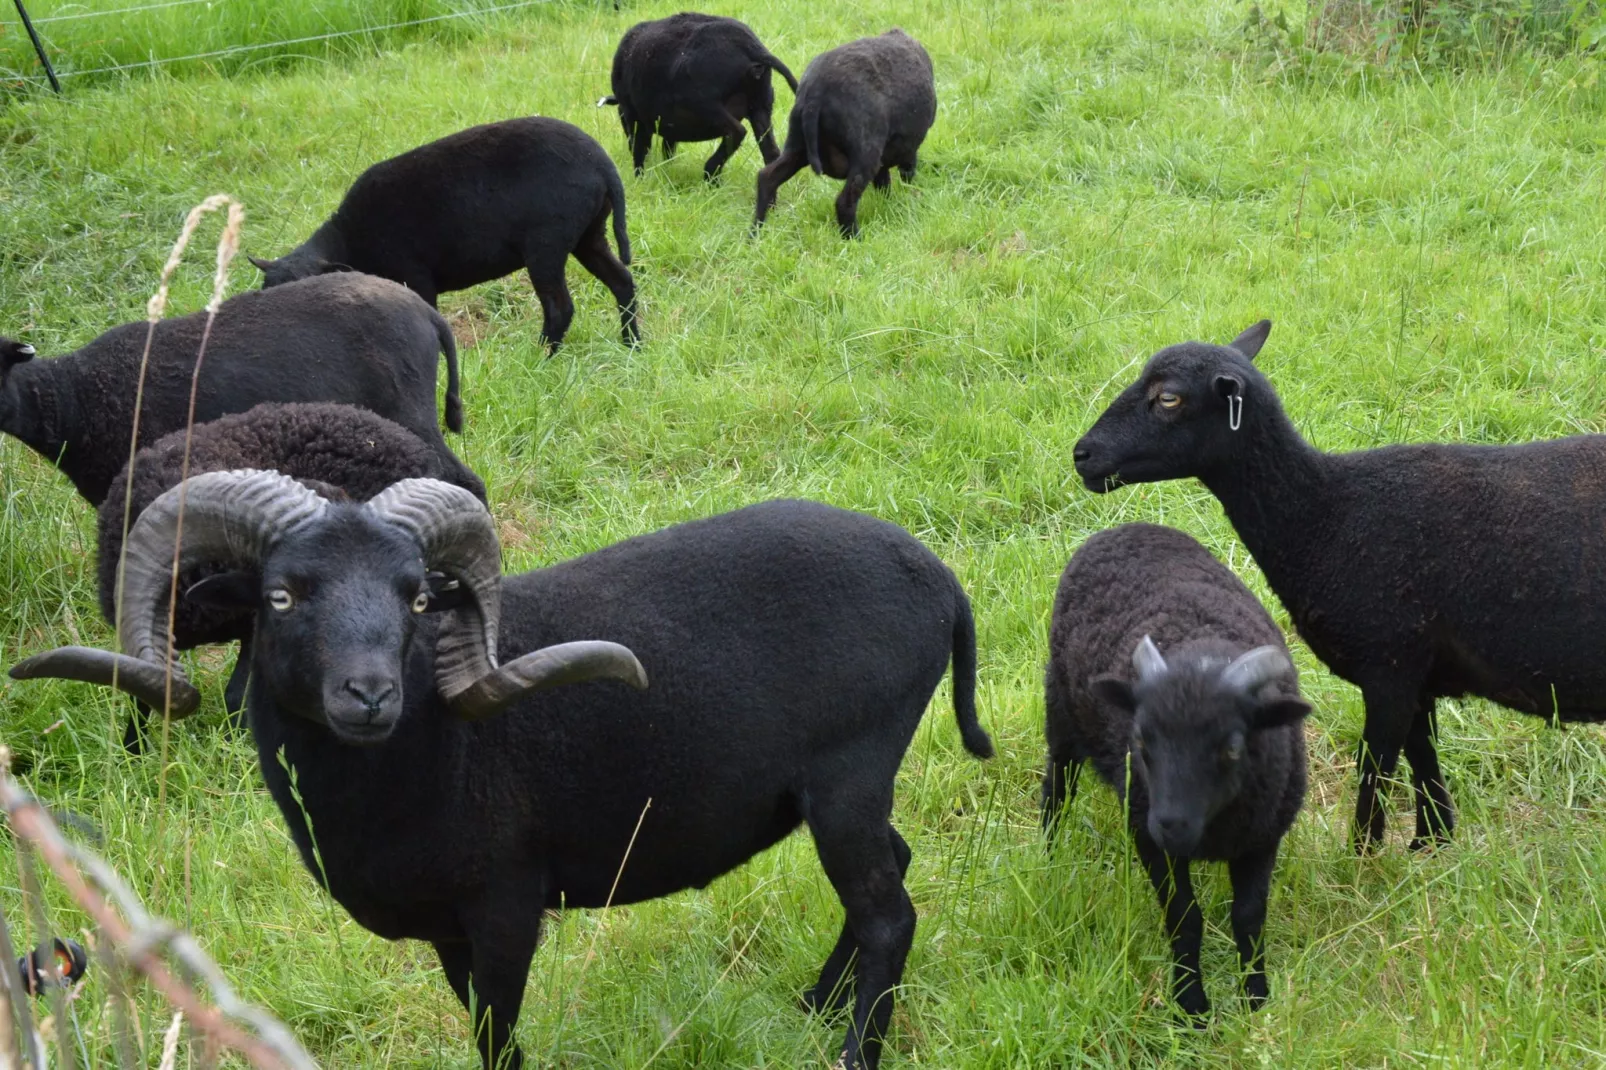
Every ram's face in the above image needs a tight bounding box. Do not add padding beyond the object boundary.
[251,510,431,744]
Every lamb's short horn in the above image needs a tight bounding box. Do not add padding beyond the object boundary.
[1220,645,1292,695]
[1131,634,1168,683]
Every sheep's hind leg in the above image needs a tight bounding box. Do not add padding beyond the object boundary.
[802,827,911,1017]
[571,218,639,348]
[753,147,806,232]
[1404,698,1454,849]
[526,262,575,353]
[1136,833,1208,1022]
[1228,847,1277,1008]
[807,798,914,1070]
[834,154,879,238]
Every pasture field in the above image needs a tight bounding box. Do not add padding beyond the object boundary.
[3,0,1606,1065]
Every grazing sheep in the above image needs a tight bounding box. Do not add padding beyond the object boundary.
[1043,523,1309,1018]
[753,29,936,238]
[13,477,993,1070]
[1073,319,1606,851]
[0,274,466,506]
[601,12,799,180]
[99,402,487,749]
[250,117,638,352]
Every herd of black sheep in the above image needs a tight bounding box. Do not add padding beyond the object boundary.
[1,11,1599,1068]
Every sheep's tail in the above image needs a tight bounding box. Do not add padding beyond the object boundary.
[760,52,799,93]
[951,587,994,759]
[801,94,824,175]
[431,308,464,433]
[605,162,632,266]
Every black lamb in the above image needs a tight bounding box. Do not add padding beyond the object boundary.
[13,478,994,1070]
[250,117,638,352]
[602,12,799,180]
[1074,320,1606,851]
[1044,522,1309,1019]
[97,402,487,749]
[753,29,936,238]
[0,273,468,506]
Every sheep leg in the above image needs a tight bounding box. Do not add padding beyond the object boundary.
[872,167,891,191]
[1227,847,1276,1008]
[121,701,150,754]
[834,155,879,239]
[1136,834,1208,1021]
[701,113,748,182]
[526,264,575,353]
[802,827,911,1016]
[1404,699,1455,849]
[627,117,652,176]
[1040,753,1083,834]
[571,219,639,348]
[898,152,919,183]
[750,97,781,164]
[433,913,541,1069]
[222,635,252,731]
[1352,683,1416,852]
[753,148,807,232]
[808,805,914,1070]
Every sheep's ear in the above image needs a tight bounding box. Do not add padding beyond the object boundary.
[1253,694,1311,730]
[1089,674,1136,713]
[1228,319,1271,361]
[247,254,277,273]
[317,259,355,275]
[184,571,259,610]
[2,343,34,372]
[1214,373,1244,401]
[422,571,470,614]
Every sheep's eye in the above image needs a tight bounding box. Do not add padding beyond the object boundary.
[1157,393,1182,410]
[1222,740,1244,764]
[412,591,430,614]
[267,589,294,613]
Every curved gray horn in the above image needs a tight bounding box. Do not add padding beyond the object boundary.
[449,640,649,721]
[1220,645,1292,695]
[17,469,326,718]
[364,479,505,705]
[1131,635,1167,683]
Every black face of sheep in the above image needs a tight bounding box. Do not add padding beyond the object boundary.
[1073,320,1272,492]
[0,337,39,440]
[603,13,799,181]
[1092,639,1311,857]
[753,29,936,238]
[13,475,990,1069]
[251,117,638,353]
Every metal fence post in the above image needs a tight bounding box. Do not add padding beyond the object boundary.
[10,0,62,93]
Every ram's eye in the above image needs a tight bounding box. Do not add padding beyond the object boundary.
[267,589,294,612]
[412,591,430,614]
[1157,393,1182,410]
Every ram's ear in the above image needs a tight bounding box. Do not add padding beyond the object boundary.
[1253,694,1311,730]
[1089,674,1136,713]
[1228,319,1271,361]
[247,254,278,273]
[422,571,470,614]
[184,571,259,610]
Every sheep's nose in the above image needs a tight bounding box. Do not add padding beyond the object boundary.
[1150,813,1202,853]
[343,677,396,713]
[1072,444,1091,464]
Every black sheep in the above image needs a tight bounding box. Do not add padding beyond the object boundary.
[1044,523,1309,1018]
[98,402,487,748]
[601,12,799,180]
[1074,320,1606,851]
[250,117,638,352]
[13,479,993,1070]
[753,29,936,238]
[0,274,467,506]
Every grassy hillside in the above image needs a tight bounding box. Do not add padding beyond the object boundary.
[2,0,1605,1065]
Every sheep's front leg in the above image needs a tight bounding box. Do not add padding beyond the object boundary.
[436,884,546,1070]
[1136,835,1207,1021]
[1227,847,1276,1008]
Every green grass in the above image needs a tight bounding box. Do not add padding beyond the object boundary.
[2,0,1606,1065]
